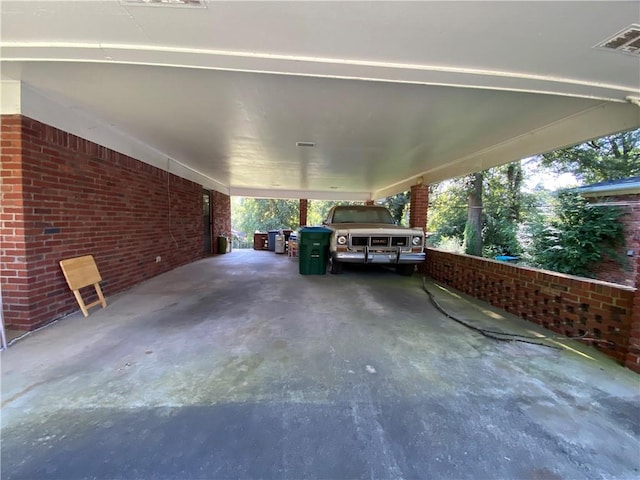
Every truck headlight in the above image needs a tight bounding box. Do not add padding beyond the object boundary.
[412,236,422,246]
[337,235,348,246]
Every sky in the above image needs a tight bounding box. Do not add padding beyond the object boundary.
[526,171,578,192]
[522,157,578,193]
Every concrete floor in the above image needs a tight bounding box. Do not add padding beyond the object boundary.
[1,250,639,480]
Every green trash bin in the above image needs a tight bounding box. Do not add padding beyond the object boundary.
[217,236,228,254]
[298,226,332,275]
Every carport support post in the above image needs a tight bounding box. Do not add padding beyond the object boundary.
[211,190,232,254]
[409,183,429,273]
[624,254,640,373]
[299,199,308,227]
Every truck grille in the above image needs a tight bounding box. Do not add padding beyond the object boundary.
[371,236,389,246]
[350,236,409,248]
[351,237,369,247]
[391,237,408,246]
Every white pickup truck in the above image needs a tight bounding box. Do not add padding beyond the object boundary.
[323,205,426,275]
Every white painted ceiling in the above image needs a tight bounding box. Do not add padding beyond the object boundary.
[1,1,639,200]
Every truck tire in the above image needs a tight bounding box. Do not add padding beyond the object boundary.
[329,256,343,274]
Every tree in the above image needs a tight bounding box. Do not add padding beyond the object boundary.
[426,181,467,247]
[505,162,523,222]
[428,161,535,257]
[380,191,410,225]
[540,130,640,184]
[482,162,525,257]
[528,191,626,277]
[463,172,483,256]
[307,200,354,225]
[233,198,299,237]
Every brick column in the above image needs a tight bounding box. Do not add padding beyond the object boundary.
[625,254,640,373]
[410,184,429,273]
[211,190,231,254]
[409,184,429,231]
[299,199,308,227]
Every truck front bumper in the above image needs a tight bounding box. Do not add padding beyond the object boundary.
[334,248,425,265]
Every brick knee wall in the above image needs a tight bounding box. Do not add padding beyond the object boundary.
[425,248,637,369]
[1,115,205,330]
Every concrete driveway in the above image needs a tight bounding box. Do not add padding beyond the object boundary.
[1,250,639,479]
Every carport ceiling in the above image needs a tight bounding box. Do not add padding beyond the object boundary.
[1,1,639,200]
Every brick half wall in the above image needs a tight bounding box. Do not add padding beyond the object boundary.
[1,115,205,330]
[425,248,637,369]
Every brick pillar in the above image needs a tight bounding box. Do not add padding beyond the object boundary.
[211,190,231,254]
[0,115,28,329]
[299,199,308,227]
[410,184,429,273]
[625,254,640,373]
[409,184,429,231]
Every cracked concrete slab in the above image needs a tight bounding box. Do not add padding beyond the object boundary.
[1,250,639,479]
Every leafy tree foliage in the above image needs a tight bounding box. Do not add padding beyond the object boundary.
[463,172,483,256]
[481,163,526,257]
[233,198,360,241]
[380,192,411,225]
[426,130,637,279]
[426,181,467,246]
[528,191,626,277]
[233,198,299,235]
[428,162,530,256]
[540,130,640,184]
[307,200,354,225]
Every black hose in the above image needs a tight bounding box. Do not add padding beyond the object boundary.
[422,277,561,350]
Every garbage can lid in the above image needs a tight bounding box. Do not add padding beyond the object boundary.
[299,226,332,233]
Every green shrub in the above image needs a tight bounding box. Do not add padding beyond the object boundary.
[528,191,626,277]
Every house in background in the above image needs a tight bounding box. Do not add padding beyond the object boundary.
[575,176,640,288]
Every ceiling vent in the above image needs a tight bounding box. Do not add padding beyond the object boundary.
[121,0,205,7]
[597,24,640,55]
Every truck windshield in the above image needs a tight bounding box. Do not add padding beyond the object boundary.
[331,207,395,224]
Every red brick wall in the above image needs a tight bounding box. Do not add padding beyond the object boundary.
[1,115,204,330]
[425,248,637,367]
[211,190,231,254]
[626,254,640,373]
[590,194,640,288]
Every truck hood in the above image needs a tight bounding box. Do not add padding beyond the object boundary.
[326,223,422,232]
